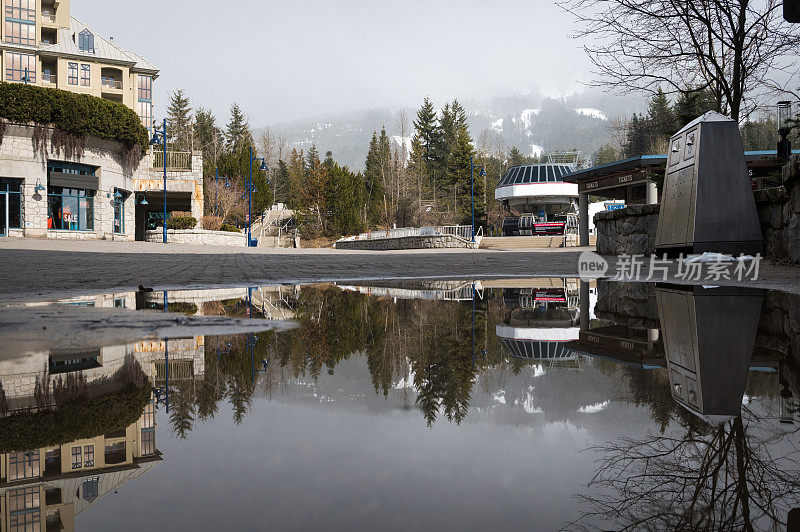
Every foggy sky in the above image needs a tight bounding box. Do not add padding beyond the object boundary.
[75,0,590,126]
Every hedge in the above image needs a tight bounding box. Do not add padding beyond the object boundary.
[0,385,151,453]
[167,216,197,230]
[0,82,149,150]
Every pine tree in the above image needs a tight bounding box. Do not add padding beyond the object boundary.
[674,89,719,128]
[647,88,676,153]
[449,116,484,227]
[364,132,385,226]
[166,89,193,151]
[508,146,526,167]
[623,114,652,158]
[225,103,252,150]
[306,145,321,171]
[287,149,306,209]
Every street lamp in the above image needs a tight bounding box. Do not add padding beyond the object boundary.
[21,67,32,85]
[778,101,793,161]
[469,155,487,243]
[150,119,168,243]
[248,146,269,247]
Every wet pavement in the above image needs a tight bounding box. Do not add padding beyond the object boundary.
[1,279,799,530]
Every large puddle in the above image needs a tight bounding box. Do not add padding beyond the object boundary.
[1,279,799,530]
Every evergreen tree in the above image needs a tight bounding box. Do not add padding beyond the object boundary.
[225,103,252,150]
[740,119,778,151]
[674,89,719,128]
[287,149,306,209]
[593,144,619,166]
[623,113,652,157]
[647,88,677,152]
[273,159,291,206]
[306,145,321,171]
[449,116,485,227]
[364,132,386,226]
[508,146,526,167]
[166,89,193,151]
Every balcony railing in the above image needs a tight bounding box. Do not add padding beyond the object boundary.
[41,12,56,24]
[101,77,123,90]
[41,72,56,84]
[152,150,193,171]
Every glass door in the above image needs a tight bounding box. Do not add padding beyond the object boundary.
[0,193,6,237]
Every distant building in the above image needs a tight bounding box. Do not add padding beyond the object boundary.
[0,1,205,241]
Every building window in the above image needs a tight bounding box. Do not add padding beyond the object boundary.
[113,190,125,233]
[71,447,82,469]
[84,445,95,467]
[4,51,35,83]
[4,0,35,46]
[1,179,23,229]
[80,64,91,87]
[82,478,99,503]
[68,62,78,85]
[48,187,95,231]
[137,75,153,130]
[8,451,40,480]
[141,428,156,456]
[78,29,94,53]
[9,487,40,532]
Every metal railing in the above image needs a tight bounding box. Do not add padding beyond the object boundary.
[41,72,56,84]
[152,150,193,171]
[41,12,56,23]
[338,225,476,242]
[101,77,123,89]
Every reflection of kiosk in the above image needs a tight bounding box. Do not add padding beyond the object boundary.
[656,285,764,423]
[497,279,581,363]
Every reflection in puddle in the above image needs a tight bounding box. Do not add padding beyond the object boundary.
[1,280,799,530]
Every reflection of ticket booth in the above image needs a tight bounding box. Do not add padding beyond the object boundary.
[656,285,763,423]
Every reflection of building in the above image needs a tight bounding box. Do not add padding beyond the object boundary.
[497,279,581,365]
[0,399,160,531]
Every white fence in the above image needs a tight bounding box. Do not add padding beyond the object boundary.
[338,225,478,243]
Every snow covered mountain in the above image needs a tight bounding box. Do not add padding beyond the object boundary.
[261,90,644,170]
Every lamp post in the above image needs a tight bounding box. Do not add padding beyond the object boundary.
[778,101,793,162]
[248,146,268,247]
[150,119,168,243]
[21,67,31,85]
[469,155,487,243]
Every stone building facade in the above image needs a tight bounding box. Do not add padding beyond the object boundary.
[0,123,203,240]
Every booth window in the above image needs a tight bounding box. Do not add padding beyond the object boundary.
[48,187,95,231]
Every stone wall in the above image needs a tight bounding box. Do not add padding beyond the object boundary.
[335,234,472,250]
[754,156,800,263]
[594,204,660,256]
[145,229,246,247]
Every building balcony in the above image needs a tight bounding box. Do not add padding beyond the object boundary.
[101,77,123,90]
[42,72,56,85]
[41,11,57,26]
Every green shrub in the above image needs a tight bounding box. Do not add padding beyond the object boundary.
[220,223,240,233]
[167,216,197,230]
[0,82,149,150]
[0,385,151,452]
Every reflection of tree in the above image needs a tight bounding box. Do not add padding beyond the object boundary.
[169,380,196,439]
[573,409,800,531]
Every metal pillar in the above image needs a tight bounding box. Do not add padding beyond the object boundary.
[579,193,590,247]
[580,281,590,332]
[646,181,659,205]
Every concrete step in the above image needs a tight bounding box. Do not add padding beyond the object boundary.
[479,236,567,250]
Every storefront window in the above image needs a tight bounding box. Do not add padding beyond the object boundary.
[48,187,94,231]
[1,179,22,230]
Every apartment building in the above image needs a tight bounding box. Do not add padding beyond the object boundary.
[0,0,157,130]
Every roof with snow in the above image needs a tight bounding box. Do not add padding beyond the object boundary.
[39,17,159,76]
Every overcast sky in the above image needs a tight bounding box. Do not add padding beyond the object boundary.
[75,0,590,126]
